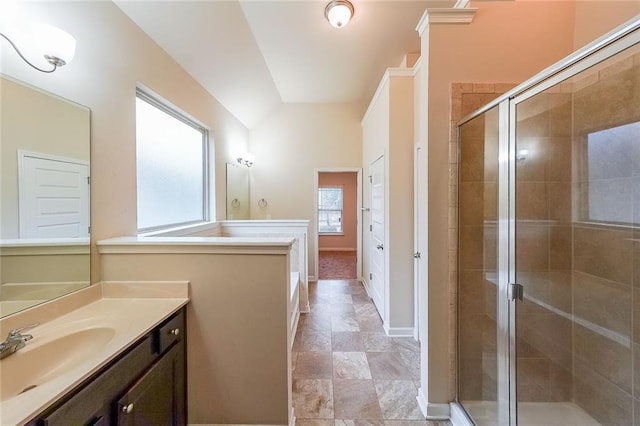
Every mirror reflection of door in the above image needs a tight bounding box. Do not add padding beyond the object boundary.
[19,151,90,238]
[226,163,249,220]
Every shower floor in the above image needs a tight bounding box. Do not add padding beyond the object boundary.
[461,400,600,426]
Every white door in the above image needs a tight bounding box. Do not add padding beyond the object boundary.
[370,156,385,318]
[19,151,90,238]
[413,144,426,342]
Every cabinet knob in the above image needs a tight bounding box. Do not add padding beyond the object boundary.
[122,403,134,414]
[170,328,180,336]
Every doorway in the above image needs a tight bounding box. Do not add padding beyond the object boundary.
[313,169,362,281]
[368,156,385,318]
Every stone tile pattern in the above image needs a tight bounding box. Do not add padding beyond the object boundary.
[452,50,640,424]
[293,279,450,426]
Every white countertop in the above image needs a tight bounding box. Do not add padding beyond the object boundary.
[0,281,189,425]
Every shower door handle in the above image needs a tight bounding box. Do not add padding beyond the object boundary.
[508,283,524,301]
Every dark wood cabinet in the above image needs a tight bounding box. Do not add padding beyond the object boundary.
[117,343,184,426]
[30,308,186,426]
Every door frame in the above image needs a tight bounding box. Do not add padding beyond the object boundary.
[413,142,427,342]
[313,168,363,281]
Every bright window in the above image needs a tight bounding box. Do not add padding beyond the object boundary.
[136,91,209,232]
[585,120,640,225]
[318,186,343,234]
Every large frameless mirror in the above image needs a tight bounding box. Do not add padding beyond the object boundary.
[0,75,91,317]
[225,162,249,220]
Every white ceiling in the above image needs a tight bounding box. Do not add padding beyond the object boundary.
[115,0,452,128]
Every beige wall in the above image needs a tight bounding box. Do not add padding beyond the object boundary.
[573,2,640,49]
[1,1,250,282]
[100,250,292,424]
[318,172,358,251]
[249,103,363,279]
[1,254,89,286]
[1,76,90,239]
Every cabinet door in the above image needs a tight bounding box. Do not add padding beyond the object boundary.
[116,343,181,426]
[39,336,155,426]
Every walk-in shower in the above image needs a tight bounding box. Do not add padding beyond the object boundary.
[456,18,640,425]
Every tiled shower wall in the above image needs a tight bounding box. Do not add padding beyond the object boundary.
[514,90,575,402]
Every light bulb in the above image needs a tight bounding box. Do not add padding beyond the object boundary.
[325,1,354,29]
[30,22,76,66]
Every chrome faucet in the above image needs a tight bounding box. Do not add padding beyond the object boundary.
[0,323,39,359]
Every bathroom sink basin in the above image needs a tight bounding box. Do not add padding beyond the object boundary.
[0,327,115,401]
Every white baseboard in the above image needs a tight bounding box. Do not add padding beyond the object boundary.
[308,275,317,282]
[361,277,371,296]
[300,302,310,313]
[289,407,296,426]
[384,325,415,337]
[450,402,474,425]
[290,309,300,343]
[318,248,356,252]
[417,387,428,417]
[416,388,451,420]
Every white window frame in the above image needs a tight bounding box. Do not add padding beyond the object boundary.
[136,89,210,233]
[318,185,344,235]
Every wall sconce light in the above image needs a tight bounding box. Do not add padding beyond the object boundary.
[324,0,354,29]
[0,22,76,73]
[237,152,255,168]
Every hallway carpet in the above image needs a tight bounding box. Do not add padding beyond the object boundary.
[292,279,451,425]
[318,251,357,279]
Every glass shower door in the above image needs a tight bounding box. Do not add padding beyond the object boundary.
[457,106,502,425]
[512,41,640,425]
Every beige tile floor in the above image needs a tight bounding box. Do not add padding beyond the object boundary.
[292,279,451,426]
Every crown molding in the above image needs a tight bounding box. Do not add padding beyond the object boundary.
[416,7,477,35]
[361,67,415,124]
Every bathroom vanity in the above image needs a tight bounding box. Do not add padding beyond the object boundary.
[0,282,189,426]
[27,309,185,426]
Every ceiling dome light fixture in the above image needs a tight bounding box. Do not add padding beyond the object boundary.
[324,0,354,29]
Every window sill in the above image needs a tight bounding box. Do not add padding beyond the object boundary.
[139,221,219,237]
[319,232,344,236]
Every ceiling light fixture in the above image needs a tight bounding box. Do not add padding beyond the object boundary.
[324,0,354,29]
[0,22,76,73]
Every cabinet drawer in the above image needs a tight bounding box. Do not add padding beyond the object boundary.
[156,310,184,354]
